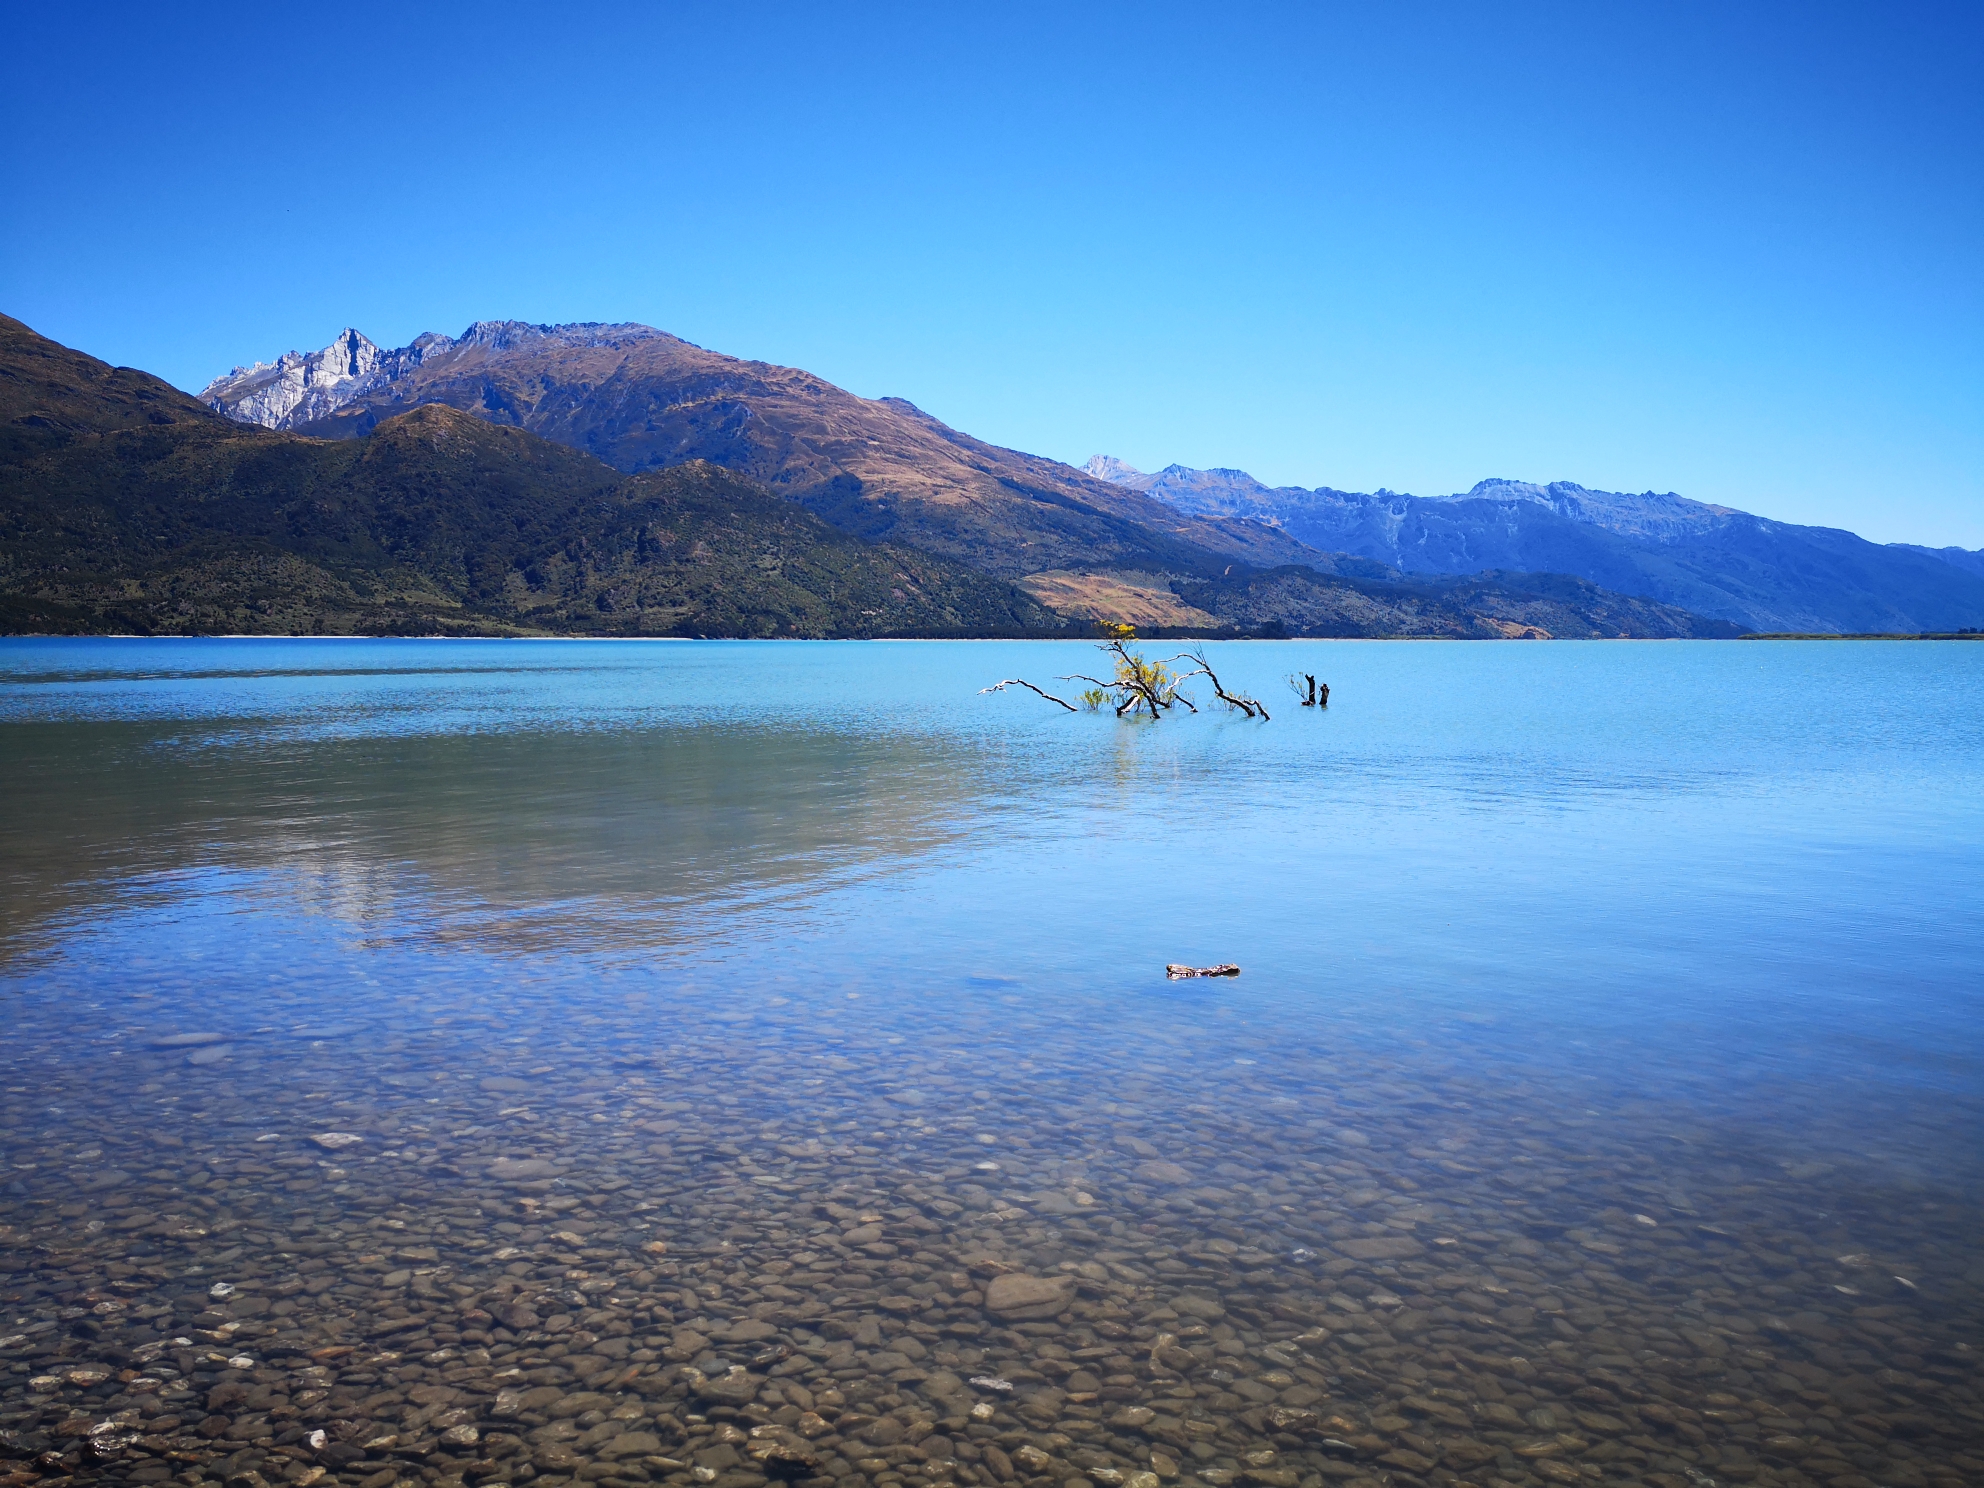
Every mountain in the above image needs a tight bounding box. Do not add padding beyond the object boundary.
[0,315,1745,640]
[1175,565,1742,640]
[200,321,1323,583]
[1079,454,1158,492]
[200,327,455,428]
[0,315,1061,638]
[1090,459,1984,634]
[1890,543,1984,581]
[1012,547,1736,638]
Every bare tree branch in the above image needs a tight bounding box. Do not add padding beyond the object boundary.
[979,678,1077,712]
[1167,648,1270,720]
[996,637,1244,726]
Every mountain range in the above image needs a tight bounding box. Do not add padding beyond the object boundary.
[5,311,1969,640]
[1085,459,1984,635]
[201,322,1321,583]
[176,320,1747,638]
[3,315,1724,639]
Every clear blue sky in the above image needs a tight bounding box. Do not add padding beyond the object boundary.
[6,2,1980,545]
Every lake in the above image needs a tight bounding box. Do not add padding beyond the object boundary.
[1,637,1980,1488]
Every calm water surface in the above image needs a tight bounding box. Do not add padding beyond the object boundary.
[1,638,1979,1488]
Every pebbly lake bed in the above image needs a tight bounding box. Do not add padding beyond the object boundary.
[1,637,1981,1488]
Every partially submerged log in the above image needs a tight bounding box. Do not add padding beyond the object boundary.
[1169,647,1268,719]
[1166,963,1241,979]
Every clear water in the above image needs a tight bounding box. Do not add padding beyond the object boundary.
[1,637,1980,1488]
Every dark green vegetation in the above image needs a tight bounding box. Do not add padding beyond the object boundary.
[0,317,1060,637]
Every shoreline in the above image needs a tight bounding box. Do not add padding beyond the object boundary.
[3,630,1983,643]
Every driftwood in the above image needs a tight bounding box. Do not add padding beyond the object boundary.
[1166,963,1241,979]
[978,679,1077,712]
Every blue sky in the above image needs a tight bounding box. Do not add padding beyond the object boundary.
[6,2,1980,545]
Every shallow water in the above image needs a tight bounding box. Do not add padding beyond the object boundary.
[1,637,1980,1488]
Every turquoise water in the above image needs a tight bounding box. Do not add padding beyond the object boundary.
[2,637,1981,1488]
[7,638,1980,1100]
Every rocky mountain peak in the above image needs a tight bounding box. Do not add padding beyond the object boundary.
[199,320,692,431]
[1456,478,1736,542]
[452,320,682,354]
[201,327,388,428]
[1082,455,1158,490]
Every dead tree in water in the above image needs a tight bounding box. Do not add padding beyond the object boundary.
[1062,639,1190,719]
[1287,673,1330,707]
[979,678,1077,711]
[1168,647,1269,719]
[982,636,1269,722]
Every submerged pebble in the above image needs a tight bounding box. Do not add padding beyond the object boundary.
[0,979,1978,1488]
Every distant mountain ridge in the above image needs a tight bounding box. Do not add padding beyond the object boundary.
[1085,457,1984,634]
[1891,544,1984,580]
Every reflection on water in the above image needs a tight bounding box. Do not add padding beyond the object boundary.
[1,721,983,954]
[1,637,1981,1488]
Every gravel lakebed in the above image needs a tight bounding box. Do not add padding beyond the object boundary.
[0,979,1978,1488]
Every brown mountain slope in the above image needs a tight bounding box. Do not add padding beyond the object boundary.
[0,312,225,450]
[247,320,1322,580]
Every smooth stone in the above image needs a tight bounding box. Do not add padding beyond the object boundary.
[694,1368,761,1405]
[489,1157,561,1179]
[983,1272,1076,1319]
[1134,1161,1192,1184]
[151,1033,229,1048]
[547,1391,616,1419]
[601,1431,666,1460]
[1171,1293,1225,1321]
